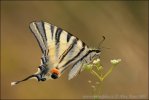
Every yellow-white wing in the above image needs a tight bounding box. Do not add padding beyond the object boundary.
[29,21,100,80]
[30,21,86,68]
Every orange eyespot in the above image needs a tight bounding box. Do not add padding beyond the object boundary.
[51,68,60,75]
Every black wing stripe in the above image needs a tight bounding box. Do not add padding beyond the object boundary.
[79,50,99,62]
[63,50,92,73]
[42,22,47,41]
[29,23,45,53]
[67,32,72,42]
[55,27,63,45]
[50,24,54,40]
[55,28,63,58]
[41,57,45,64]
[59,44,72,61]
[61,44,85,70]
[59,38,77,63]
[67,50,99,73]
[35,22,47,47]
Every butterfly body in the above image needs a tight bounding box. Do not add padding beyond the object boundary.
[11,21,101,85]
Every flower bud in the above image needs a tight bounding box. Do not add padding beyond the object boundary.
[84,64,93,71]
[110,59,121,65]
[93,58,100,64]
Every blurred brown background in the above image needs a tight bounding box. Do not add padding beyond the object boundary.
[1,1,148,99]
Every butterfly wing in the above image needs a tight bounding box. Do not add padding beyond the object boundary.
[29,21,63,68]
[29,22,47,54]
[29,21,100,80]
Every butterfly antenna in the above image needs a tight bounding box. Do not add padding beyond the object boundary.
[98,36,105,49]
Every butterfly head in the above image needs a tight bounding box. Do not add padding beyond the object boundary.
[90,49,101,60]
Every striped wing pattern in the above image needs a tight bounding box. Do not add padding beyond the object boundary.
[29,21,100,80]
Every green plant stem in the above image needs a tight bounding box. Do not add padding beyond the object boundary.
[91,70,103,81]
[98,81,103,95]
[102,65,116,80]
[91,65,116,82]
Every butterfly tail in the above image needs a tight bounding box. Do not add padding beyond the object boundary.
[11,74,38,86]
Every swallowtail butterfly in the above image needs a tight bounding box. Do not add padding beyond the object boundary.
[11,21,101,86]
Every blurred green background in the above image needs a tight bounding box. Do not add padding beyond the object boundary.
[1,1,148,99]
